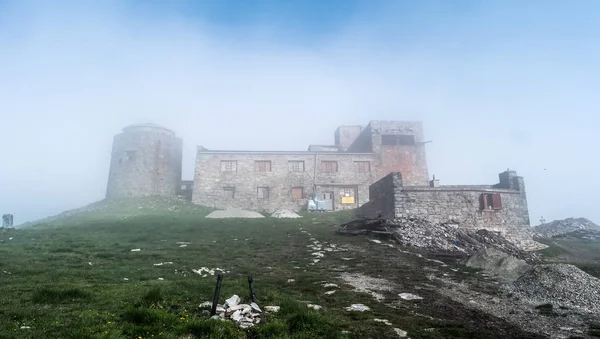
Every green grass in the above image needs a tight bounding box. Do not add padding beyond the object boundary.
[0,198,542,338]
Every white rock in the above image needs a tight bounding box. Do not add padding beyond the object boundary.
[374,318,392,326]
[398,293,423,300]
[179,244,187,248]
[394,328,408,337]
[370,239,382,244]
[199,301,212,308]
[323,283,338,288]
[158,277,164,280]
[20,326,30,330]
[130,249,141,252]
[307,304,322,310]
[345,304,370,312]
[225,295,241,307]
[123,278,129,281]
[264,306,280,312]
[287,279,295,283]
[251,302,262,313]
[239,321,254,329]
[324,290,336,295]
[88,262,93,266]
[231,310,243,322]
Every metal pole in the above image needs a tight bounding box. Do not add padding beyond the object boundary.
[210,274,223,316]
[248,276,257,303]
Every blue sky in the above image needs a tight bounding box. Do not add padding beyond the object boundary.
[1,0,599,225]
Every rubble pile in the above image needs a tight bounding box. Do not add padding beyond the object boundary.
[337,218,539,263]
[271,209,302,218]
[534,217,600,238]
[207,295,266,329]
[510,264,600,314]
[205,209,265,219]
[466,247,531,282]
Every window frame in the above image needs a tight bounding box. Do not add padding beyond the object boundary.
[223,186,235,199]
[254,160,272,172]
[480,193,502,210]
[291,187,304,199]
[354,161,371,173]
[220,160,238,172]
[288,160,305,172]
[320,161,338,173]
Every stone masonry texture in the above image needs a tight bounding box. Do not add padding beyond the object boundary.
[357,170,532,244]
[106,124,183,199]
[192,121,429,213]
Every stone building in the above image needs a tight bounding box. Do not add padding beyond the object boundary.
[106,124,183,199]
[356,170,533,245]
[192,121,429,212]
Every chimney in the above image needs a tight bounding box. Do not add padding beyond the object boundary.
[429,175,440,188]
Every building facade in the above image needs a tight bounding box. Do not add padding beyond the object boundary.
[191,121,429,212]
[356,170,533,246]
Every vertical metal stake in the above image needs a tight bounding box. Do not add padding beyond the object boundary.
[248,276,257,303]
[210,274,223,316]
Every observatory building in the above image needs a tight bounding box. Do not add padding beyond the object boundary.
[105,124,183,199]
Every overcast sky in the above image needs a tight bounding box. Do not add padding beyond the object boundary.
[1,0,599,225]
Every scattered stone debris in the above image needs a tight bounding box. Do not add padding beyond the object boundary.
[534,217,600,238]
[374,318,392,325]
[466,247,531,282]
[307,304,322,310]
[205,209,265,219]
[345,304,370,312]
[192,267,229,277]
[340,272,393,301]
[398,293,423,301]
[264,306,280,313]
[393,328,408,337]
[510,264,600,314]
[337,218,540,263]
[271,209,302,218]
[153,262,174,266]
[208,295,263,328]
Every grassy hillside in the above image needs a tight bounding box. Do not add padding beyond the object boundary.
[535,232,600,279]
[1,199,539,338]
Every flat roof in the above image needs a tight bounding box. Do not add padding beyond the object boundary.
[197,148,375,156]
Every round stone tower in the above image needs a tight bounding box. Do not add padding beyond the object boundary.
[106,123,183,199]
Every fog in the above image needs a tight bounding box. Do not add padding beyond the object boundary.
[1,0,599,225]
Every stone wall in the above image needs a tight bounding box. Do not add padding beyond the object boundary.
[192,151,379,212]
[358,170,532,244]
[348,121,429,186]
[106,124,183,199]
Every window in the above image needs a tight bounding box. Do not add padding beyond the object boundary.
[288,161,305,172]
[257,187,269,200]
[221,161,237,172]
[181,184,187,190]
[342,187,355,197]
[125,150,137,161]
[381,134,415,146]
[223,187,235,199]
[321,161,338,172]
[254,160,271,172]
[354,161,370,173]
[480,193,502,210]
[291,187,304,199]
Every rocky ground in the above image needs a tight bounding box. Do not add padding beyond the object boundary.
[534,217,600,238]
[338,216,600,338]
